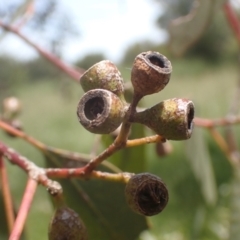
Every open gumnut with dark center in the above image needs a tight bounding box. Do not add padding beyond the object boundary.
[125,173,169,216]
[131,51,172,98]
[77,89,125,134]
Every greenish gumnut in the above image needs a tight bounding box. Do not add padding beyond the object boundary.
[125,173,169,216]
[132,98,194,140]
[131,51,172,97]
[77,89,126,134]
[80,60,125,100]
[48,206,88,240]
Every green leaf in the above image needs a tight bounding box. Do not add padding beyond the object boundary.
[43,147,148,240]
[185,128,217,205]
[102,124,147,173]
[229,166,240,240]
[168,0,225,57]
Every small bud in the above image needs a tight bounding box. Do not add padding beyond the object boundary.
[131,51,172,97]
[80,60,125,99]
[77,89,126,134]
[155,141,173,157]
[2,97,21,120]
[132,98,194,140]
[125,173,168,216]
[48,206,88,240]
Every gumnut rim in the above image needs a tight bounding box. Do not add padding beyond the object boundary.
[77,89,125,134]
[125,173,169,216]
[131,51,172,97]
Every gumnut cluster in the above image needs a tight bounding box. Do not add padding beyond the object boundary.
[76,51,195,216]
[77,51,194,140]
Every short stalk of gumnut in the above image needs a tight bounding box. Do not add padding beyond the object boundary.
[131,51,172,99]
[132,98,195,140]
[125,173,169,216]
[80,60,125,101]
[77,89,126,134]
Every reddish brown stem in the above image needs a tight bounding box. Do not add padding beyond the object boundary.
[0,155,15,233]
[208,127,240,166]
[0,141,29,172]
[194,116,240,128]
[82,142,121,174]
[9,178,37,240]
[46,169,133,183]
[0,141,62,195]
[223,1,240,44]
[0,120,46,149]
[0,21,84,81]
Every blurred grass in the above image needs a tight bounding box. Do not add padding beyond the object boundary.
[0,59,239,239]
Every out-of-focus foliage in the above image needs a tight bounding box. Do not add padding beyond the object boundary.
[120,41,168,66]
[25,57,65,81]
[184,11,236,61]
[0,56,28,99]
[0,56,65,85]
[0,0,79,55]
[154,0,237,61]
[155,0,194,27]
[75,53,107,70]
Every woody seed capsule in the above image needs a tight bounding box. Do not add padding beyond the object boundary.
[131,51,172,97]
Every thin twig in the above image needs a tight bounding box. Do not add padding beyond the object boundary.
[46,169,133,183]
[0,21,84,81]
[0,155,15,233]
[223,2,240,44]
[194,116,240,127]
[0,120,45,149]
[126,135,165,147]
[9,178,37,240]
[0,119,92,164]
[0,141,62,195]
[208,127,240,166]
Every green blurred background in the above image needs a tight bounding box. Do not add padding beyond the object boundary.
[1,0,240,239]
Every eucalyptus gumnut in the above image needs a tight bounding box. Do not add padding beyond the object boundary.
[131,51,172,97]
[132,98,194,140]
[80,60,125,99]
[77,89,126,134]
[125,173,169,216]
[48,206,88,240]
